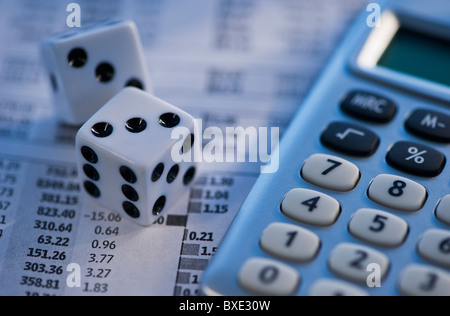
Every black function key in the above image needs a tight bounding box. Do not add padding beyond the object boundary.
[405,109,450,143]
[386,141,446,177]
[321,122,380,157]
[341,91,397,123]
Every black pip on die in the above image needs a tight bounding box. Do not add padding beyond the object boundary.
[76,88,200,226]
[41,20,151,125]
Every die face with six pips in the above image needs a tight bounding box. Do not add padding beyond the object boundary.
[76,88,200,226]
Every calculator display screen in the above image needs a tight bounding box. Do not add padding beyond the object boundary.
[377,27,450,87]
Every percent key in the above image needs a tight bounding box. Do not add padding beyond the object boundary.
[386,141,446,178]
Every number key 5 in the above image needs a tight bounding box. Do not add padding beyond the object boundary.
[348,209,409,248]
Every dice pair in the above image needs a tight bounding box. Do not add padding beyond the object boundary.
[41,22,200,226]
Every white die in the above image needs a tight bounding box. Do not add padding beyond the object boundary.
[76,88,201,226]
[41,20,152,125]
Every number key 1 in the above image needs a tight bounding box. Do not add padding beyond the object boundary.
[260,222,321,262]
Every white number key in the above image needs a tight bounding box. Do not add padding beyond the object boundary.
[260,223,321,262]
[367,174,427,212]
[417,229,450,268]
[328,243,390,284]
[238,258,300,296]
[399,265,450,296]
[301,154,360,192]
[281,188,341,226]
[348,209,409,247]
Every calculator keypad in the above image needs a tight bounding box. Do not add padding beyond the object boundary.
[367,174,427,212]
[260,223,321,262]
[281,188,341,226]
[229,89,450,296]
[348,209,409,248]
[238,258,300,296]
[301,154,360,192]
[328,243,390,284]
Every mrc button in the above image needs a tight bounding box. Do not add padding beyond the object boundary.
[341,91,397,123]
[405,109,450,143]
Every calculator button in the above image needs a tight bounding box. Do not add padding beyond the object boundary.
[281,188,341,226]
[328,243,390,284]
[399,265,450,296]
[386,141,446,177]
[417,229,450,268]
[340,90,397,123]
[301,154,360,192]
[405,109,450,143]
[309,279,369,296]
[367,174,427,212]
[320,122,380,157]
[260,223,320,262]
[435,195,450,226]
[238,258,300,296]
[348,209,409,248]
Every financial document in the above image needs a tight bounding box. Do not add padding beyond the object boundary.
[0,0,364,295]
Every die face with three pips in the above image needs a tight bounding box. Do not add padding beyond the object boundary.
[76,88,200,226]
[41,20,152,125]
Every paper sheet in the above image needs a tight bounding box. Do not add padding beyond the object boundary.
[0,0,364,295]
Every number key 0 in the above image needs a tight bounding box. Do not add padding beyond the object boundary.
[238,258,300,296]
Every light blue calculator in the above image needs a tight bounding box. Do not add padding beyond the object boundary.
[202,0,450,296]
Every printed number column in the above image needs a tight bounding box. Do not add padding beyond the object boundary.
[0,163,81,296]
[0,158,24,278]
